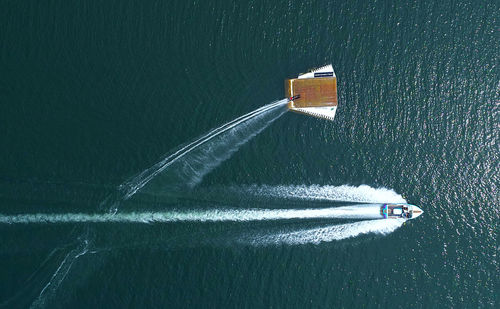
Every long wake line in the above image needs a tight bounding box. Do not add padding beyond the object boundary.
[24,100,289,308]
[248,219,406,246]
[21,98,404,308]
[118,99,288,199]
[232,184,407,203]
[0,205,383,224]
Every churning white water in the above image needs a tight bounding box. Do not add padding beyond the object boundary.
[0,204,382,224]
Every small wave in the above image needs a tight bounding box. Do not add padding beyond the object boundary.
[247,219,405,245]
[231,184,407,203]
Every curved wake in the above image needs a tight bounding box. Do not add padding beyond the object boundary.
[25,100,288,308]
[16,99,410,308]
[119,99,288,198]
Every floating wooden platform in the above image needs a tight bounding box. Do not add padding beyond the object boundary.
[284,64,338,121]
[285,77,337,108]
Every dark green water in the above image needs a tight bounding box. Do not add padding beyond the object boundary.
[1,0,498,308]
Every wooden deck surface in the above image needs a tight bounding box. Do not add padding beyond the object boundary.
[285,77,337,107]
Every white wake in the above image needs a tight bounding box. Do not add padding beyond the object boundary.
[0,205,383,224]
[248,219,405,245]
[119,99,288,198]
[25,100,289,308]
[233,184,407,203]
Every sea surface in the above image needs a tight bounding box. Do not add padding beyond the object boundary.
[0,0,498,308]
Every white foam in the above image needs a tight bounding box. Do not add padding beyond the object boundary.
[30,241,89,308]
[173,102,288,188]
[236,184,407,203]
[0,205,382,224]
[26,100,289,308]
[249,219,405,245]
[119,99,288,198]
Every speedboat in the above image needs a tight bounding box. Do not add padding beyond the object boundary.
[381,204,423,220]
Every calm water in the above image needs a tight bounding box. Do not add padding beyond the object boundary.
[1,0,498,308]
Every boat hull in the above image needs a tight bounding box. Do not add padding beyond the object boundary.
[381,204,423,220]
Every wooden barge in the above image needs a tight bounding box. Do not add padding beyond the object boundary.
[285,64,338,121]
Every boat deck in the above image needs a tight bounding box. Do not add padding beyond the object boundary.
[285,77,337,108]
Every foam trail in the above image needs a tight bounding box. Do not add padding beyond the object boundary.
[234,184,407,203]
[26,100,288,308]
[0,205,383,224]
[248,219,405,245]
[30,240,89,308]
[170,101,288,188]
[119,99,288,198]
